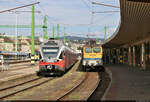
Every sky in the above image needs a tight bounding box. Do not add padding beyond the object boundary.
[0,0,120,39]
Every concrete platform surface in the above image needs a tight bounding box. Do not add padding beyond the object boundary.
[104,64,150,100]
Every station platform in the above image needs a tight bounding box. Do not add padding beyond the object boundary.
[0,62,39,83]
[103,64,150,100]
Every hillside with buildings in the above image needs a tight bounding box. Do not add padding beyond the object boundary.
[0,34,103,53]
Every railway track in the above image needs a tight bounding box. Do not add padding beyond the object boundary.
[0,76,54,100]
[0,60,30,65]
[9,60,30,64]
[56,72,88,101]
[87,68,111,101]
[10,62,31,67]
[86,73,101,100]
[56,72,100,101]
[9,64,38,71]
[0,61,38,71]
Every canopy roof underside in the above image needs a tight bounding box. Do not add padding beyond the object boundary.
[103,0,150,48]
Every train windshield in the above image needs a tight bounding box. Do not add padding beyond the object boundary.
[42,47,59,58]
[93,47,101,53]
[85,48,92,53]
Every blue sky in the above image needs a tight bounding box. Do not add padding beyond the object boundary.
[0,0,120,39]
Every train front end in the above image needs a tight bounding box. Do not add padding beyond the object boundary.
[82,45,103,71]
[37,39,65,76]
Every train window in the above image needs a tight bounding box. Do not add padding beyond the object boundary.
[85,48,92,53]
[44,41,58,45]
[93,48,101,53]
[42,47,59,58]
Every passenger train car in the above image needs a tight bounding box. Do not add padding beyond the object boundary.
[82,40,103,71]
[37,38,78,76]
[0,51,29,60]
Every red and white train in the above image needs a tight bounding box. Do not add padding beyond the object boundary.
[37,38,78,76]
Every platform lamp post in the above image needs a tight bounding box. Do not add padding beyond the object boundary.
[31,5,35,65]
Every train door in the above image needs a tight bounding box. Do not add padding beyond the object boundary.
[59,50,66,69]
[65,50,70,68]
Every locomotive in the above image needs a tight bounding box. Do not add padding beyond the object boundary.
[82,39,104,71]
[37,38,78,76]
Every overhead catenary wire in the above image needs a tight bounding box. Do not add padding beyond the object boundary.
[14,0,55,25]
[92,11,120,14]
[0,2,40,13]
[87,0,92,3]
[13,0,32,10]
[34,0,95,27]
[8,10,41,13]
[92,1,120,8]
[7,0,119,38]
[81,0,92,13]
[87,3,94,38]
[11,0,48,37]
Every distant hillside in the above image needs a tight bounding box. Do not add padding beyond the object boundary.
[60,36,104,41]
[25,35,104,41]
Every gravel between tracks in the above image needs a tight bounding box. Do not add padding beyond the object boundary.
[0,74,38,90]
[1,77,53,99]
[3,60,106,101]
[5,60,85,100]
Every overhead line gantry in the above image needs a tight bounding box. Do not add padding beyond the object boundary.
[0,2,40,65]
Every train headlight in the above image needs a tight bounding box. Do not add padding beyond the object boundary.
[47,65,52,69]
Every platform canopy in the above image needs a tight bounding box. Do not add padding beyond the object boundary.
[102,0,150,48]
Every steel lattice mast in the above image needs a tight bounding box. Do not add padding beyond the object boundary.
[43,16,47,40]
[31,5,35,64]
[57,24,60,40]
